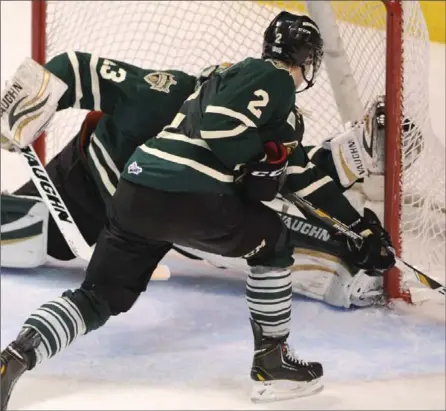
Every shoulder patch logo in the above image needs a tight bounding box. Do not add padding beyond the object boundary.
[144,72,177,93]
[127,161,142,175]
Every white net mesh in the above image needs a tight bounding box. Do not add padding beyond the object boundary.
[40,1,444,284]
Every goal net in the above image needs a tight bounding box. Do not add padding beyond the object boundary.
[32,0,445,301]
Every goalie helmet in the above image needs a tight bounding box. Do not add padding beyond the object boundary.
[262,11,324,91]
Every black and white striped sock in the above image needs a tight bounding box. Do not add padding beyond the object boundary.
[245,267,292,338]
[19,287,112,366]
[22,296,88,364]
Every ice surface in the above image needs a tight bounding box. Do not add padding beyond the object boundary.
[1,252,445,410]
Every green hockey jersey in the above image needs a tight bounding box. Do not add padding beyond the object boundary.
[45,51,197,199]
[123,58,297,191]
[123,57,361,226]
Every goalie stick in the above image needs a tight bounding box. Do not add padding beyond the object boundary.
[280,191,446,298]
[18,145,171,281]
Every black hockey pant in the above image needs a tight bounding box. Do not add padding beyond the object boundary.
[82,178,293,315]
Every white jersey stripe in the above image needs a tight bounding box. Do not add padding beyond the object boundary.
[67,51,82,109]
[88,141,117,196]
[139,145,234,183]
[205,105,257,127]
[287,163,316,175]
[201,124,247,139]
[158,130,211,150]
[91,133,121,180]
[89,54,101,111]
[295,175,332,198]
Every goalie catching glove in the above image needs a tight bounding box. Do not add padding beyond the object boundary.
[234,141,288,201]
[1,58,67,151]
[344,208,395,271]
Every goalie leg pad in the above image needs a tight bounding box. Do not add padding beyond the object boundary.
[266,198,384,308]
[1,193,48,268]
[175,244,383,309]
[291,248,384,308]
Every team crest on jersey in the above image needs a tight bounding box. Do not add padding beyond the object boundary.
[144,72,177,93]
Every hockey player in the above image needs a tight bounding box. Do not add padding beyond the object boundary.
[0,50,382,309]
[1,51,199,267]
[175,94,392,309]
[1,11,396,408]
[1,51,386,309]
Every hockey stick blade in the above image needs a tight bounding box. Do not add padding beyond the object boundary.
[393,258,445,296]
[19,146,169,281]
[281,191,446,296]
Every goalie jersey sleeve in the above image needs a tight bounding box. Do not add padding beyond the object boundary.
[123,58,297,194]
[45,51,129,114]
[44,51,197,203]
[44,51,196,122]
[286,145,361,226]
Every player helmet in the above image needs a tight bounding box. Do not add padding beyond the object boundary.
[262,11,324,91]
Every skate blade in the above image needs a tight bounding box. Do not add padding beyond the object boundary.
[250,378,323,403]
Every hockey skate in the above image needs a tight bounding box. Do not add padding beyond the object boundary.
[250,319,323,403]
[1,329,38,411]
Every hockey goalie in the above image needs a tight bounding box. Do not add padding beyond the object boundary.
[2,49,391,311]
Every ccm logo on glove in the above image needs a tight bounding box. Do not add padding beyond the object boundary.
[235,141,288,202]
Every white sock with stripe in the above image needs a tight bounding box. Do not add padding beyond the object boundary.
[245,267,292,338]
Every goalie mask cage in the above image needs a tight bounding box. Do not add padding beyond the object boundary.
[31,0,445,302]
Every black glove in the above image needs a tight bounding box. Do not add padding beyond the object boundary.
[234,141,288,202]
[344,208,396,271]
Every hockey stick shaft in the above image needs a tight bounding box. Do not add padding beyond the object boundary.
[281,191,445,296]
[20,145,93,261]
[19,146,170,280]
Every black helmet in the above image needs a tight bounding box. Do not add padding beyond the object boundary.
[262,11,324,91]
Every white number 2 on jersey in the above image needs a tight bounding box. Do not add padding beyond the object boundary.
[247,89,269,119]
[99,59,127,83]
